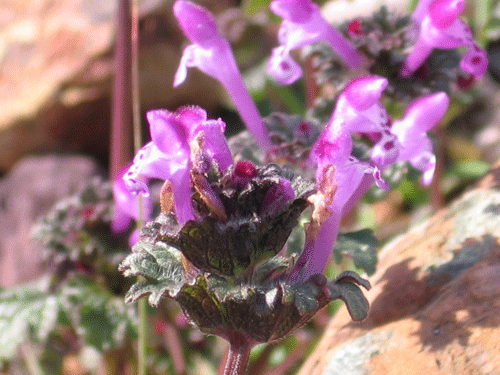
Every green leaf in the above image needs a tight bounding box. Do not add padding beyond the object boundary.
[328,271,371,321]
[252,256,290,283]
[334,229,379,276]
[119,241,187,306]
[0,277,57,360]
[289,282,320,314]
[449,160,490,179]
[0,275,138,362]
[59,277,138,351]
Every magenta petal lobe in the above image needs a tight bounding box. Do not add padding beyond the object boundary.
[173,0,218,44]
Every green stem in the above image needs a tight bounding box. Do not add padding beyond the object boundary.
[138,297,147,375]
[223,336,252,375]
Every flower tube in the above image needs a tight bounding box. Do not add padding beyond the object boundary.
[268,0,362,84]
[173,0,272,151]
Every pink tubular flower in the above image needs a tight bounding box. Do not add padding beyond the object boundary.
[291,120,387,280]
[391,91,449,185]
[173,0,272,151]
[112,167,153,246]
[334,75,400,166]
[334,75,389,134]
[124,106,233,225]
[291,76,394,280]
[268,0,362,84]
[401,0,488,79]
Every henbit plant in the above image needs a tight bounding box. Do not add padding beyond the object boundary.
[117,0,483,374]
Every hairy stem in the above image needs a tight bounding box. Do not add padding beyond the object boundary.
[223,336,252,375]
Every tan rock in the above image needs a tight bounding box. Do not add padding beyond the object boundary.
[298,164,500,375]
[0,0,236,172]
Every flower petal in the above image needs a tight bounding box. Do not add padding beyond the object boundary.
[113,166,153,233]
[428,0,465,29]
[173,2,272,150]
[270,0,315,23]
[195,118,233,173]
[334,76,389,134]
[342,75,388,111]
[460,45,488,79]
[267,46,303,85]
[311,118,353,165]
[170,165,196,224]
[124,142,189,197]
[146,109,189,155]
[173,0,218,45]
[392,92,449,136]
[270,0,361,71]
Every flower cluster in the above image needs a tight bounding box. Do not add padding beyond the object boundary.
[402,0,488,79]
[117,0,485,357]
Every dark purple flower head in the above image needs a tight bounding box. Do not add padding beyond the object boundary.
[124,106,233,225]
[402,0,488,79]
[173,0,272,150]
[268,0,362,84]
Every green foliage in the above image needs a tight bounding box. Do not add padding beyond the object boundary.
[334,229,379,276]
[121,231,371,343]
[449,160,490,180]
[242,0,273,16]
[327,271,371,322]
[0,275,137,365]
[0,178,142,371]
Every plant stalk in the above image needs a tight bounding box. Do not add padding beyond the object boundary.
[129,1,148,375]
[223,336,252,375]
[110,0,133,179]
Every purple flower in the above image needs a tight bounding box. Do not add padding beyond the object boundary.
[173,0,272,151]
[391,91,449,185]
[290,76,394,279]
[124,106,233,225]
[401,0,488,79]
[291,120,386,280]
[112,166,153,246]
[334,75,400,166]
[268,0,362,84]
[334,75,389,134]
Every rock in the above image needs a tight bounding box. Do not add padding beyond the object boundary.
[298,162,500,375]
[0,154,101,287]
[0,0,237,172]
